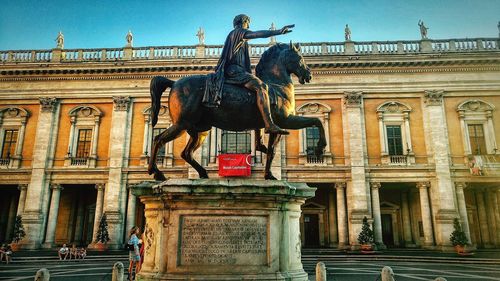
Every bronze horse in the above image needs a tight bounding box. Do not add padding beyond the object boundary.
[148,42,326,180]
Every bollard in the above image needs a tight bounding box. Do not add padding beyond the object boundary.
[381,266,395,281]
[34,268,50,281]
[315,262,327,281]
[434,278,447,281]
[112,262,125,281]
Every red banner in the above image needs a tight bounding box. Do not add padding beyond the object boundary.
[218,154,251,177]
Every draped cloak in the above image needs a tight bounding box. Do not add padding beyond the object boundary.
[203,27,250,106]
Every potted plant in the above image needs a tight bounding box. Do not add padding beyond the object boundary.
[358,216,374,253]
[450,218,469,255]
[11,215,26,251]
[94,213,110,251]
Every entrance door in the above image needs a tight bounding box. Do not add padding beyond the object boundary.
[381,214,394,247]
[303,214,320,247]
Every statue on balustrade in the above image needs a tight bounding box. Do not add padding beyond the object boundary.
[418,20,429,39]
[148,14,326,181]
[345,24,351,41]
[196,27,205,45]
[126,30,133,47]
[269,22,277,44]
[55,31,64,49]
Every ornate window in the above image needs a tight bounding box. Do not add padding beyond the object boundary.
[457,100,497,155]
[65,105,102,167]
[201,128,263,166]
[377,101,414,165]
[221,130,251,154]
[141,105,173,167]
[0,107,29,168]
[296,102,332,165]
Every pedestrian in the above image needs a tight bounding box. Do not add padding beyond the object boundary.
[3,244,12,264]
[127,226,141,281]
[0,244,6,262]
[138,233,145,272]
[58,244,69,260]
[69,243,78,260]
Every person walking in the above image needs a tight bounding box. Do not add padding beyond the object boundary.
[127,226,141,281]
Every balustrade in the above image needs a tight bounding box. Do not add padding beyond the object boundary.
[0,158,9,166]
[70,157,88,166]
[0,37,498,64]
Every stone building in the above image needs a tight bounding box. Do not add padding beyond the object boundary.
[0,37,499,251]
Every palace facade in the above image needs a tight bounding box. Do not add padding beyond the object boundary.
[0,37,499,251]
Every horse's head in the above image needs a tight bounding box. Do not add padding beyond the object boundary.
[284,41,312,85]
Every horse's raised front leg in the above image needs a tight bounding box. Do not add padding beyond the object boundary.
[182,130,209,178]
[264,133,282,180]
[279,115,327,157]
[148,124,185,181]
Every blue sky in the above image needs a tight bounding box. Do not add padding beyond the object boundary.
[0,0,499,50]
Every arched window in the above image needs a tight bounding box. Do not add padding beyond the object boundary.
[376,101,414,165]
[0,107,30,168]
[65,105,102,167]
[457,100,497,155]
[296,102,332,165]
[141,105,173,167]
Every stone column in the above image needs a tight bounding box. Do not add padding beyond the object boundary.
[495,188,500,245]
[43,184,63,248]
[417,182,435,247]
[125,186,137,237]
[16,184,28,216]
[328,187,338,247]
[103,96,132,249]
[5,196,18,242]
[73,199,86,245]
[475,190,491,247]
[370,182,384,248]
[92,183,106,243]
[454,182,471,244]
[485,189,498,246]
[22,97,59,249]
[335,182,348,249]
[343,92,370,248]
[422,91,458,247]
[401,191,414,247]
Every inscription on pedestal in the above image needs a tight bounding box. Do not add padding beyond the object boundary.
[179,215,268,266]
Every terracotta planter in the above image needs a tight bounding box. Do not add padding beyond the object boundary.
[94,242,108,252]
[10,243,21,251]
[360,244,373,253]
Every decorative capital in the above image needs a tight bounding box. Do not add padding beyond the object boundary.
[18,184,28,191]
[455,182,467,190]
[370,182,381,189]
[416,182,430,189]
[51,184,63,190]
[39,97,58,112]
[335,182,346,189]
[113,96,131,111]
[95,183,105,191]
[344,92,363,107]
[424,90,444,106]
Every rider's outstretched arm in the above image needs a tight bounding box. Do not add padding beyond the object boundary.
[244,24,294,39]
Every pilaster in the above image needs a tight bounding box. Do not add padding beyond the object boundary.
[416,182,435,248]
[422,90,458,248]
[43,184,63,248]
[104,96,132,248]
[370,182,385,249]
[454,182,471,244]
[335,182,348,249]
[343,92,370,248]
[21,97,59,249]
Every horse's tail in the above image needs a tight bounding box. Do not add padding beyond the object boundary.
[150,76,174,127]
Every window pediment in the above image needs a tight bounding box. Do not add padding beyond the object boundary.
[69,105,102,118]
[296,102,331,115]
[376,101,412,114]
[0,107,30,120]
[457,100,494,113]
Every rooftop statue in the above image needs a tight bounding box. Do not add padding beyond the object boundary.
[126,30,133,47]
[148,14,326,181]
[55,31,64,49]
[196,27,205,45]
[418,20,429,39]
[345,24,351,41]
[269,22,277,44]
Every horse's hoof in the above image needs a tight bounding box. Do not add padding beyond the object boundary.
[265,174,278,180]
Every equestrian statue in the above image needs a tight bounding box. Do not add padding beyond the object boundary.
[148,14,326,180]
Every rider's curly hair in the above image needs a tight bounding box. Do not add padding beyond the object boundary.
[233,14,250,28]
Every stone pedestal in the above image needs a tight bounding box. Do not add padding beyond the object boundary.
[132,179,315,281]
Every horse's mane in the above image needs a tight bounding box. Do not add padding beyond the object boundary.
[255,43,288,77]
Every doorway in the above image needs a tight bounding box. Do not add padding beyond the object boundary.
[381,214,394,247]
[303,214,320,247]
